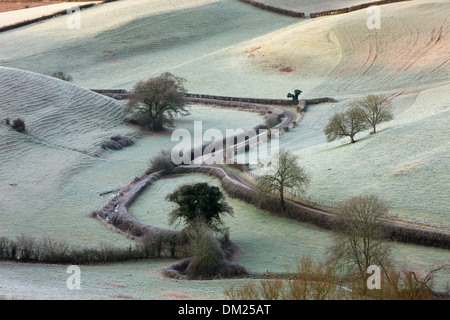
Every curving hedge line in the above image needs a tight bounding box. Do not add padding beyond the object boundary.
[183,92,296,106]
[173,165,450,250]
[91,91,449,250]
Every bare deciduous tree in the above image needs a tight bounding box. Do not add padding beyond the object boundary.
[257,149,310,209]
[126,72,190,131]
[328,194,393,291]
[324,106,368,144]
[352,94,393,134]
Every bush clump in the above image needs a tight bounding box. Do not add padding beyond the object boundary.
[101,135,134,150]
[52,72,73,82]
[11,118,25,132]
[264,114,280,129]
[148,149,177,175]
[110,135,134,147]
[162,222,247,280]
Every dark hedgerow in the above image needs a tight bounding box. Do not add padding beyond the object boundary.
[0,234,171,264]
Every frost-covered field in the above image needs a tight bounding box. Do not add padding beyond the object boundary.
[0,260,234,300]
[0,0,448,98]
[2,173,448,299]
[250,84,450,227]
[130,174,450,282]
[250,0,372,13]
[0,0,449,300]
[0,2,101,28]
[243,0,450,227]
[0,67,262,247]
[0,0,300,97]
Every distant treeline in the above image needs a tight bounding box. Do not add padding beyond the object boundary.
[310,0,411,18]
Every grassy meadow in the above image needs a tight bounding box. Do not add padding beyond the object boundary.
[0,0,448,299]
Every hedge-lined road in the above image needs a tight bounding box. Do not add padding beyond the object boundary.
[91,89,450,249]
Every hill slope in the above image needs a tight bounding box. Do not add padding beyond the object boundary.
[0,0,299,96]
[0,66,136,246]
[0,66,262,245]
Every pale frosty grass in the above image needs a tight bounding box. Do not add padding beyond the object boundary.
[3,174,447,300]
[0,260,233,300]
[0,2,102,28]
[0,0,300,98]
[130,174,450,292]
[0,104,262,247]
[0,0,448,99]
[250,83,450,227]
[0,67,262,248]
[252,0,373,13]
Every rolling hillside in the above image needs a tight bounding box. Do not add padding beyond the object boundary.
[0,0,448,299]
[0,66,137,246]
[0,0,299,96]
[0,66,262,245]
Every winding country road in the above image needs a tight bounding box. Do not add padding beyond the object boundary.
[91,89,450,249]
[216,165,337,220]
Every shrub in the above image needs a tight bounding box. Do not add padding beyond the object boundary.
[15,234,37,260]
[52,71,73,82]
[101,139,122,150]
[225,256,342,300]
[101,135,134,150]
[264,114,279,129]
[162,221,247,280]
[110,135,134,147]
[148,149,176,175]
[185,228,226,279]
[38,237,70,263]
[11,118,25,132]
[0,237,14,259]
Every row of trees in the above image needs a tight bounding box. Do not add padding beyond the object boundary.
[325,94,393,144]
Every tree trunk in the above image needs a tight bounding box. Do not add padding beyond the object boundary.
[280,187,286,210]
[152,120,164,131]
[350,136,355,143]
